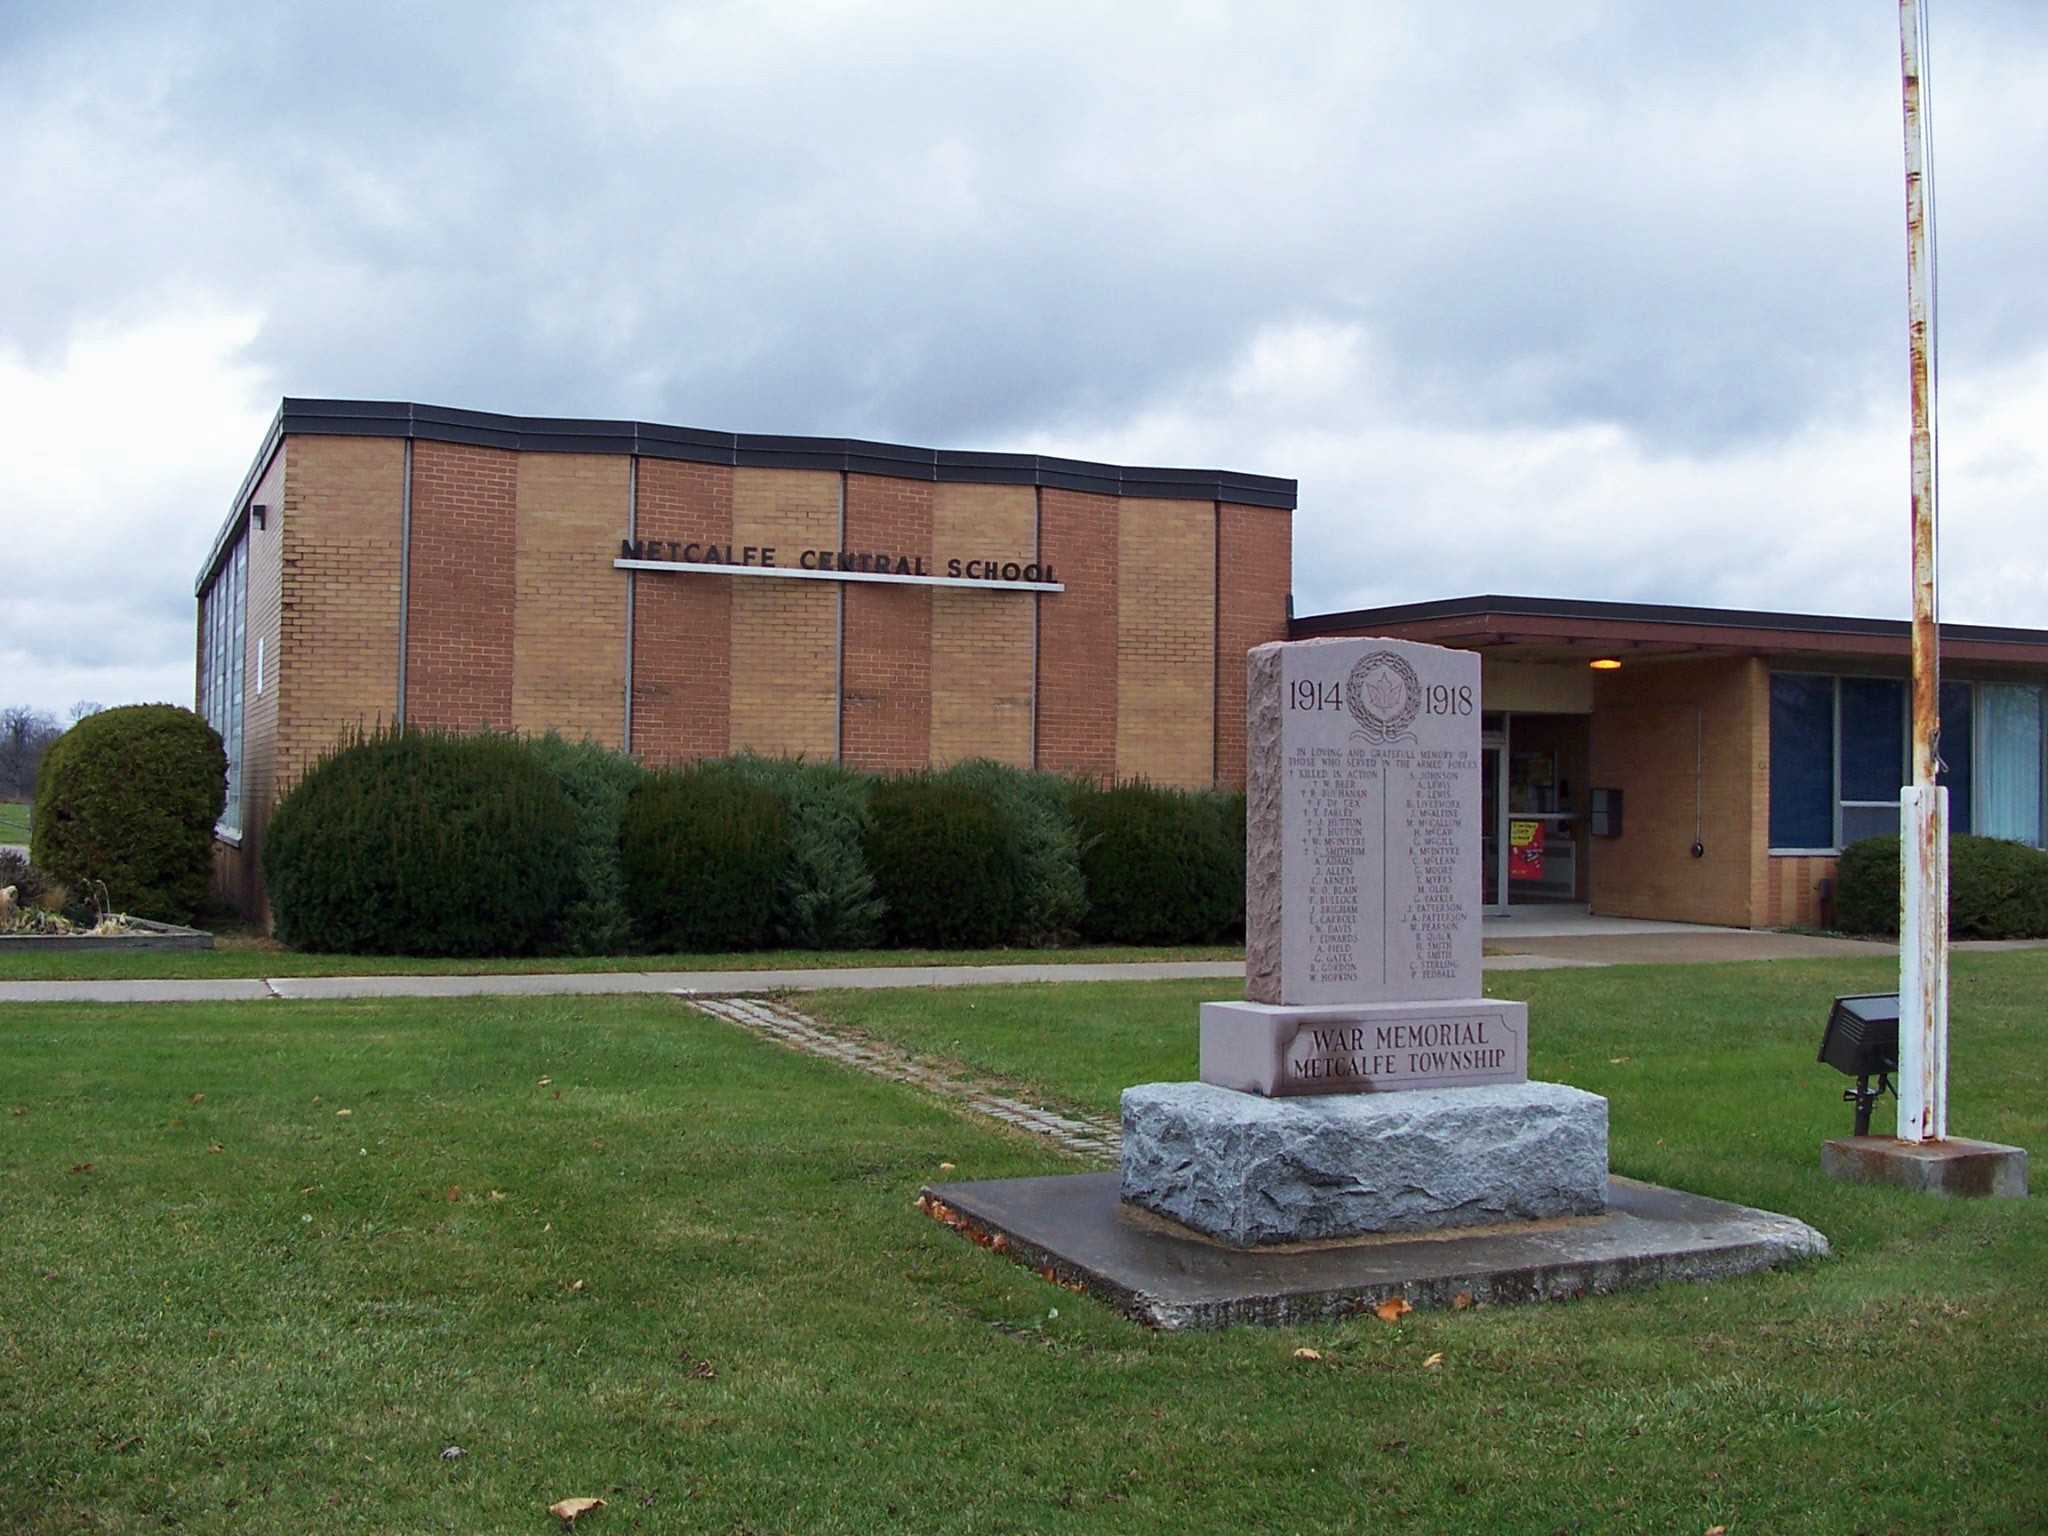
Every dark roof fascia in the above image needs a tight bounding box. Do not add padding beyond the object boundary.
[1289,593,2048,655]
[195,402,285,595]
[267,397,1298,504]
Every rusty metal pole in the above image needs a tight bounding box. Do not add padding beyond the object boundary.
[1897,0,1948,1144]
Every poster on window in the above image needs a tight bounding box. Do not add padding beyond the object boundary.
[1508,819,1545,881]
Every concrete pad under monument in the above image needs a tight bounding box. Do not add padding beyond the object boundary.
[920,634,1827,1318]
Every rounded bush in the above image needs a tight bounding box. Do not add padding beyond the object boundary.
[621,768,788,952]
[863,776,1023,949]
[1832,835,1900,936]
[31,704,226,923]
[263,730,576,955]
[1834,832,2048,939]
[1073,782,1243,945]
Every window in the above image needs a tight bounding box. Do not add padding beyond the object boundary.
[1769,672,2046,852]
[1768,674,1834,849]
[198,537,247,837]
[1978,684,2045,846]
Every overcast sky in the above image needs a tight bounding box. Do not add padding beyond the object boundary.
[4,0,2044,716]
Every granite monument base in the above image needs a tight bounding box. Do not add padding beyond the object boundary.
[1822,1135,2029,1199]
[1200,998,1527,1097]
[919,1172,1830,1330]
[1120,1079,1607,1247]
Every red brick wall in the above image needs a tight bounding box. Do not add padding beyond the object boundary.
[1214,502,1292,788]
[840,474,933,770]
[631,458,735,765]
[1035,487,1119,779]
[405,440,517,731]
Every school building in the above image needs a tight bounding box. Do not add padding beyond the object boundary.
[197,400,2048,927]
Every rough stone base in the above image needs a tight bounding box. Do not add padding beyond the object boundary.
[919,1172,1829,1330]
[1200,998,1526,1097]
[1120,1080,1607,1246]
[1822,1135,2029,1199]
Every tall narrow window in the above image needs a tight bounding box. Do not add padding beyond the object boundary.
[1769,674,1835,849]
[1978,684,2044,846]
[198,536,248,837]
[1837,677,1906,846]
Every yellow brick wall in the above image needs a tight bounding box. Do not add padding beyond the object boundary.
[931,483,1035,767]
[1115,498,1215,786]
[1588,656,1768,926]
[512,452,630,746]
[276,435,405,793]
[729,468,840,759]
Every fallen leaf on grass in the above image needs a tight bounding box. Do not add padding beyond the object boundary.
[207,1145,224,1154]
[1422,1352,1444,1369]
[1704,1528,1726,1536]
[1452,1291,1474,1310]
[938,1161,955,1171]
[564,1278,585,1293]
[69,1162,92,1174]
[11,1106,25,1116]
[299,1185,316,1195]
[538,1076,552,1086]
[1372,1298,1413,1323]
[1608,1056,1632,1065]
[1292,1347,1323,1361]
[188,1093,205,1104]
[445,1185,461,1202]
[687,1359,716,1379]
[335,1108,351,1118]
[548,1496,605,1522]
[488,1190,504,1202]
[439,1445,465,1461]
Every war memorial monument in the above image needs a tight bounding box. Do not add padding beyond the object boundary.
[923,637,1827,1328]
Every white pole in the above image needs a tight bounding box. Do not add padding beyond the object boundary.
[1897,0,1947,1143]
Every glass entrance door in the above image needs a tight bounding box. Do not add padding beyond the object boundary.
[1481,726,1506,912]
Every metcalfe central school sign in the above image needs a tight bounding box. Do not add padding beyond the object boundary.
[617,539,1062,592]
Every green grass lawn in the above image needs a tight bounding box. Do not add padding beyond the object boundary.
[0,800,29,842]
[3,959,2044,1533]
[0,939,1243,983]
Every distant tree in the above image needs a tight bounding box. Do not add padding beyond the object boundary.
[0,707,63,800]
[68,700,104,724]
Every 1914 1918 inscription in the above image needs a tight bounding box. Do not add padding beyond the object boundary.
[1245,637,1483,1007]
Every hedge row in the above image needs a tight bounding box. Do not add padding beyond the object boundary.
[1835,833,2048,940]
[263,731,1245,956]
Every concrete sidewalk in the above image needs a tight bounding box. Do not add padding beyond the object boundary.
[0,959,1251,1006]
[2,916,2035,1005]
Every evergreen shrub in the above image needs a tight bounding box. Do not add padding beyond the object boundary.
[1073,781,1244,945]
[522,734,646,956]
[621,768,788,952]
[701,756,882,950]
[263,729,576,955]
[935,759,1087,944]
[863,776,1022,948]
[31,704,226,923]
[1834,832,2048,939]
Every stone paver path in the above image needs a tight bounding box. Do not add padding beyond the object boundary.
[686,995,1120,1162]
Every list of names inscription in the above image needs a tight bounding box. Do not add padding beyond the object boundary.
[1273,639,1482,1005]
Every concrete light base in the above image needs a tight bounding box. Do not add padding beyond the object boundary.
[919,1173,1829,1330]
[1822,1135,2029,1199]
[1120,1080,1607,1245]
